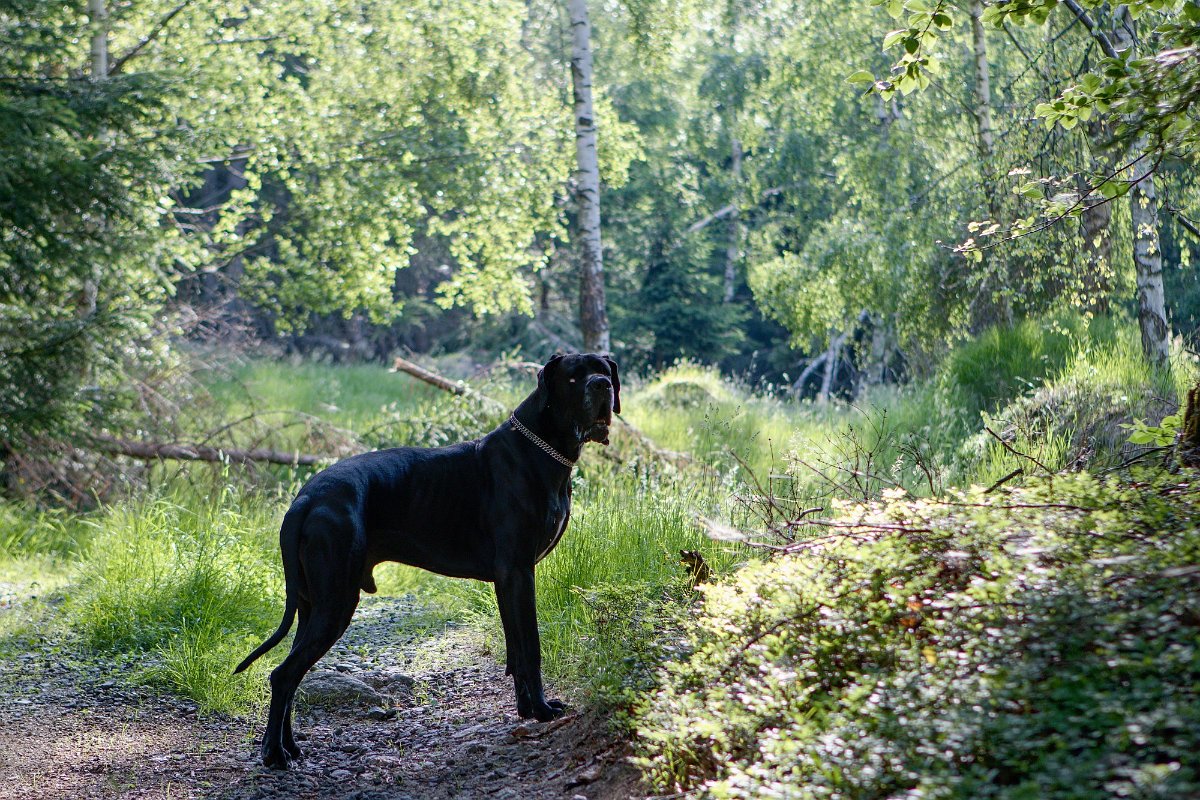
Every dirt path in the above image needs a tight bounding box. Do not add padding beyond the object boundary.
[0,597,644,800]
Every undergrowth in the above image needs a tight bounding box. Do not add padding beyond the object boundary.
[634,470,1200,799]
[63,479,285,714]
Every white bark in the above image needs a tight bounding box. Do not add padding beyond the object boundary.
[89,0,108,79]
[970,0,994,159]
[1110,13,1169,365]
[1130,144,1170,365]
[817,332,845,404]
[723,136,742,304]
[969,0,1011,327]
[568,0,609,353]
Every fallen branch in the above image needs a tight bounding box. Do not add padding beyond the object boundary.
[984,426,1053,474]
[390,356,506,411]
[90,433,330,467]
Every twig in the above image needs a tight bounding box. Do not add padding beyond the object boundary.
[108,0,196,77]
[984,426,1052,473]
[984,467,1024,494]
[1101,445,1172,474]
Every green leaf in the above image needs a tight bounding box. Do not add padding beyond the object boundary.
[847,70,876,85]
[883,29,908,49]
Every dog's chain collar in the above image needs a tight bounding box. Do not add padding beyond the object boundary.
[508,414,576,467]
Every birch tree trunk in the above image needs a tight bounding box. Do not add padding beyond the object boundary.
[1110,11,1169,365]
[970,0,994,160]
[568,0,610,353]
[817,332,845,405]
[969,0,1011,328]
[89,0,108,78]
[723,135,742,304]
[1129,144,1170,365]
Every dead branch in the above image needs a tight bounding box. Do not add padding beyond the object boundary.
[390,356,507,412]
[90,433,330,467]
[984,467,1024,494]
[984,426,1053,473]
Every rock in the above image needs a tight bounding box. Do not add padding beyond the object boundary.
[329,769,354,780]
[297,671,386,709]
[565,764,601,789]
[365,706,396,721]
[364,754,402,769]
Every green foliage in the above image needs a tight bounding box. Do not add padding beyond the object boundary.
[0,1,189,444]
[1124,414,1181,446]
[938,314,1112,420]
[65,483,284,714]
[634,471,1200,798]
[867,0,1200,265]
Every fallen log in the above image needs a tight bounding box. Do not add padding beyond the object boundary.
[90,433,330,467]
[390,356,506,411]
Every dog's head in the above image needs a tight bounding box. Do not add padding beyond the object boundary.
[536,353,620,445]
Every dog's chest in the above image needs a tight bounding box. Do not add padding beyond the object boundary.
[534,492,571,565]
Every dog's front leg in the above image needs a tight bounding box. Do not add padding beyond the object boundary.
[494,565,566,721]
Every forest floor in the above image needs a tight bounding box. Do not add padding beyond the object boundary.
[0,595,644,800]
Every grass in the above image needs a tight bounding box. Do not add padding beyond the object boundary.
[60,479,286,714]
[201,357,446,432]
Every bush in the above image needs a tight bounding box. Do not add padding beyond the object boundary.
[65,483,284,714]
[938,314,1117,421]
[634,471,1200,799]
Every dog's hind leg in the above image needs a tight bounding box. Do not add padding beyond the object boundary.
[261,594,357,768]
[261,517,364,769]
[279,596,311,761]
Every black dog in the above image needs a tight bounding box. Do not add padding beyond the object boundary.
[235,353,619,769]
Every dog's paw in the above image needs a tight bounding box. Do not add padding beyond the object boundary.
[283,741,304,761]
[531,698,567,722]
[260,743,293,770]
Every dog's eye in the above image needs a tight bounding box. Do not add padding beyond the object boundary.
[569,378,576,383]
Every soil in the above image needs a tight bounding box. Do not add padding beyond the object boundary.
[0,596,647,800]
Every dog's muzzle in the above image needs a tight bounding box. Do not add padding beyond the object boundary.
[582,376,615,445]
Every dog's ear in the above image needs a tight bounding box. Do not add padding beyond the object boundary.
[536,354,565,412]
[604,356,621,414]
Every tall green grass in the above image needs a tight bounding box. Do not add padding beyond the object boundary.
[64,480,285,714]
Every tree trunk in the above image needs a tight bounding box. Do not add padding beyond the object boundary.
[817,332,845,404]
[970,0,994,160]
[968,0,1011,329]
[1109,12,1169,365]
[723,136,742,304]
[568,0,610,353]
[89,0,108,78]
[1130,143,1170,365]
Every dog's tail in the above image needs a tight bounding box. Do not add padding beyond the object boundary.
[234,495,310,674]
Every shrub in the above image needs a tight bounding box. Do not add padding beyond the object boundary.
[65,483,284,713]
[634,471,1200,799]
